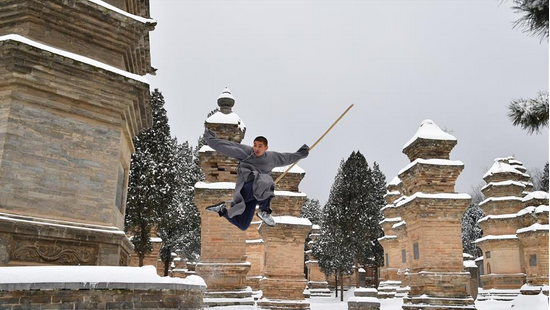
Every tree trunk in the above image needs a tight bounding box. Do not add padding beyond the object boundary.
[164,258,170,276]
[335,274,338,298]
[340,271,344,302]
[138,254,144,267]
[355,260,360,288]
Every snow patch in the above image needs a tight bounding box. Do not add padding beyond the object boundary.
[516,223,549,234]
[483,160,530,179]
[463,260,477,268]
[474,235,517,243]
[274,190,307,197]
[0,265,205,286]
[195,181,235,189]
[395,193,471,208]
[272,164,306,174]
[199,145,215,152]
[273,216,312,226]
[0,34,149,84]
[522,191,549,201]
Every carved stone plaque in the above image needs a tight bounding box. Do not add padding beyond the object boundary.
[11,238,98,265]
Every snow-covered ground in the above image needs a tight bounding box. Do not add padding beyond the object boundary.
[211,287,549,310]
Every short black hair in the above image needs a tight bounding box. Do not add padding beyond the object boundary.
[254,136,268,146]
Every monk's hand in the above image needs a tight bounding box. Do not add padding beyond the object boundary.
[297,144,310,157]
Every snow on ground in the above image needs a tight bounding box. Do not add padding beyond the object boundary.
[211,287,548,310]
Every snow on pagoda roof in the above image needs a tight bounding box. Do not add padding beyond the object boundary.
[379,217,402,224]
[463,253,474,258]
[517,206,536,216]
[274,190,306,197]
[403,119,457,150]
[398,158,464,175]
[392,221,406,229]
[272,216,311,226]
[199,145,215,153]
[0,34,149,84]
[395,192,471,208]
[477,213,517,224]
[517,223,549,234]
[474,234,517,243]
[463,260,477,268]
[312,224,321,230]
[483,160,530,179]
[195,181,235,189]
[522,191,549,202]
[0,213,125,235]
[388,176,401,186]
[536,205,549,213]
[0,265,205,286]
[218,87,234,100]
[381,204,395,212]
[479,196,523,206]
[205,111,246,131]
[377,235,397,241]
[481,180,527,192]
[272,164,305,174]
[383,191,400,198]
[88,0,156,24]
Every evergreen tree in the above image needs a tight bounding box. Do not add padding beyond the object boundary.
[125,89,178,266]
[158,139,202,275]
[300,198,323,226]
[508,91,549,134]
[511,0,549,40]
[461,203,484,258]
[542,162,549,192]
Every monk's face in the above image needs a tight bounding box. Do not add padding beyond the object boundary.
[253,141,268,157]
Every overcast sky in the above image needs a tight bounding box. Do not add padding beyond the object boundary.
[149,0,549,205]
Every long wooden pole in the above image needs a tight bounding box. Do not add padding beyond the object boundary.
[274,104,354,184]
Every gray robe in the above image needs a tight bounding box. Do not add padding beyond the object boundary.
[204,129,308,218]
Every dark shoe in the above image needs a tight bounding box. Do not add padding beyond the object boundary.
[206,202,227,216]
[257,210,276,227]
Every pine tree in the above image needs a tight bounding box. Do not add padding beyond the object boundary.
[125,89,178,266]
[300,198,323,226]
[511,0,549,40]
[541,162,549,192]
[508,91,549,134]
[462,203,484,258]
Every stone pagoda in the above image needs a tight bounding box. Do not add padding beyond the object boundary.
[256,165,312,309]
[476,157,549,295]
[195,88,254,307]
[377,176,404,298]
[305,224,331,297]
[395,120,475,310]
[0,0,154,266]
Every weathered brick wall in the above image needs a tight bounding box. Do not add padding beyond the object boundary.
[398,164,463,196]
[402,139,456,162]
[519,231,549,286]
[0,288,203,310]
[0,0,154,74]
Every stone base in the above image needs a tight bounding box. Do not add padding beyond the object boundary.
[348,297,380,310]
[377,280,401,299]
[481,273,526,290]
[203,286,254,307]
[260,277,308,300]
[256,299,310,310]
[195,262,250,291]
[355,287,378,297]
[402,295,476,310]
[0,212,132,266]
[247,275,263,291]
[477,288,520,301]
[309,288,331,297]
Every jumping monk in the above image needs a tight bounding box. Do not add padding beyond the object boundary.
[203,128,309,230]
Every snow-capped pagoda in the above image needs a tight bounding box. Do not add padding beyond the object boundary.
[396,120,476,310]
[0,0,154,267]
[475,157,549,294]
[195,88,254,307]
[377,176,404,298]
[305,224,330,297]
[257,161,312,309]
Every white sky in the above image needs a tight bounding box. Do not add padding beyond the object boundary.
[149,0,549,205]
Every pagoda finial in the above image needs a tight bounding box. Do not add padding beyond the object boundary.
[217,87,235,114]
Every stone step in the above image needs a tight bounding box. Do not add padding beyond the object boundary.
[203,297,256,307]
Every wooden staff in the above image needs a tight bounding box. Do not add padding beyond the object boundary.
[274,104,354,184]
